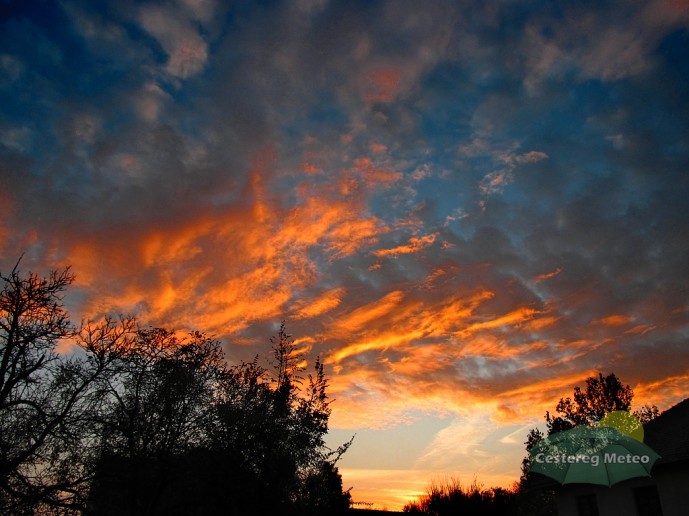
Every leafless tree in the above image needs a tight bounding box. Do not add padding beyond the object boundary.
[0,260,133,513]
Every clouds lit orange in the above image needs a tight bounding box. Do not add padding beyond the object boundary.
[2,0,689,510]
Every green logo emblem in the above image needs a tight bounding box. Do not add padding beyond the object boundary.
[529,412,660,486]
[600,410,644,442]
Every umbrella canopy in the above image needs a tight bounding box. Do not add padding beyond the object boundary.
[529,425,660,486]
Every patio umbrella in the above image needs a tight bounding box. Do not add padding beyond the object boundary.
[529,425,660,486]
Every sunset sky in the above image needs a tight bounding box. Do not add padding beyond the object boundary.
[2,0,689,510]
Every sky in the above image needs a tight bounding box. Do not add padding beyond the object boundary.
[1,0,689,510]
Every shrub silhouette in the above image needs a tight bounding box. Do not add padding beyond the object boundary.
[403,478,518,515]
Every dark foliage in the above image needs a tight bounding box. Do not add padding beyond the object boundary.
[0,260,135,514]
[544,372,634,434]
[517,371,659,516]
[402,478,518,516]
[88,324,352,516]
[634,404,661,424]
[1,262,351,515]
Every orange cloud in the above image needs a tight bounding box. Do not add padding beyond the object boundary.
[531,267,562,283]
[373,233,438,259]
[292,287,347,319]
[499,369,599,415]
[61,151,394,336]
[458,306,546,337]
[634,373,689,408]
[327,335,601,435]
[332,290,406,334]
[352,157,402,187]
[321,288,568,427]
[421,267,449,290]
[386,343,456,377]
[327,288,500,364]
[522,316,559,331]
[594,314,634,326]
[365,67,402,102]
[458,335,546,360]
[479,170,512,194]
[300,162,322,174]
[322,289,506,391]
[370,143,387,153]
[624,324,656,335]
[515,150,548,163]
[329,330,427,364]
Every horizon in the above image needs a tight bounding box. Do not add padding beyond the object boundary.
[2,0,689,511]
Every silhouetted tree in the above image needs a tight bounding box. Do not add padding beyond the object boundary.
[634,403,661,423]
[519,428,544,481]
[545,372,633,433]
[1,258,351,515]
[517,428,556,516]
[88,328,226,515]
[295,460,351,516]
[87,321,351,515]
[0,261,133,513]
[518,371,656,515]
[208,322,351,515]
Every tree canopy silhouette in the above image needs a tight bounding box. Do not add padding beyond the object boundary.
[517,371,660,516]
[544,372,634,434]
[0,261,351,515]
[0,260,140,513]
